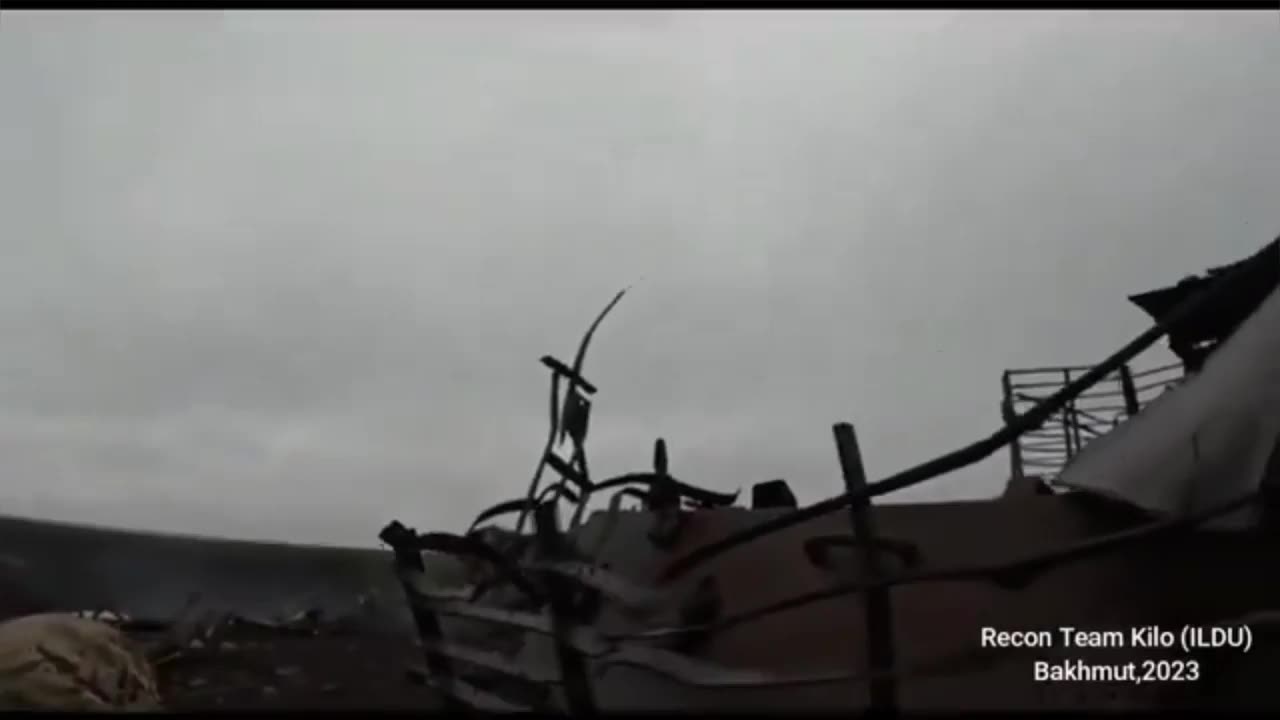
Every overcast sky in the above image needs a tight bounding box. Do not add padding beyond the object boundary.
[0,11,1276,547]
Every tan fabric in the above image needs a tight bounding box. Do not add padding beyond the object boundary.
[0,613,160,711]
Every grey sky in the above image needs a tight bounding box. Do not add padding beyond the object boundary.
[0,10,1276,547]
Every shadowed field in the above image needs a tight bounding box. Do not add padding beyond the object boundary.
[0,514,412,631]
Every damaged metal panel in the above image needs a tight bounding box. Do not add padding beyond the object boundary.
[382,239,1280,713]
[623,499,1166,710]
[1054,275,1280,528]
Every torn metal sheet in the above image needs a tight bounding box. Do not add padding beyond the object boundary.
[399,571,476,604]
[413,586,866,692]
[387,244,1280,712]
[415,598,863,692]
[525,561,670,615]
[563,391,592,448]
[415,597,610,656]
[1055,277,1280,528]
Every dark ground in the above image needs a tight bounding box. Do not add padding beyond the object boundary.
[0,512,443,710]
[137,623,443,710]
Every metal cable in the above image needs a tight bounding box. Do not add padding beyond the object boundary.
[660,240,1278,581]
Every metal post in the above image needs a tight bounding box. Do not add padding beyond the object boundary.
[1000,372,1025,481]
[378,521,462,710]
[533,502,597,714]
[1118,364,1141,417]
[832,422,898,713]
[1001,399,1024,481]
[1060,369,1076,462]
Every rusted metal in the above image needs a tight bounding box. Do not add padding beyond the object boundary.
[584,487,647,560]
[532,502,596,713]
[398,571,474,603]
[1001,374,1025,482]
[648,439,686,548]
[383,240,1280,712]
[1059,369,1076,459]
[400,525,677,617]
[517,369,563,536]
[752,479,798,509]
[378,520,462,711]
[548,291,628,525]
[539,356,598,396]
[468,499,537,532]
[670,575,720,654]
[410,595,860,691]
[543,452,591,496]
[832,422,898,713]
[562,390,592,449]
[535,480,581,506]
[415,597,600,649]
[469,488,579,533]
[559,287,629,419]
[1118,363,1141,417]
[526,561,671,614]
[591,472,738,508]
[802,536,921,572]
[630,490,1261,644]
[406,608,883,691]
[516,289,628,534]
[397,428,1257,710]
[402,532,542,600]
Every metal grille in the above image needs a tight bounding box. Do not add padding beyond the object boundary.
[1001,360,1186,481]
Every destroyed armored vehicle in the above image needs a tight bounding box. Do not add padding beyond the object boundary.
[381,237,1280,712]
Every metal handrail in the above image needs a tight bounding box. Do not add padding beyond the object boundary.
[660,238,1274,581]
[1005,359,1185,479]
